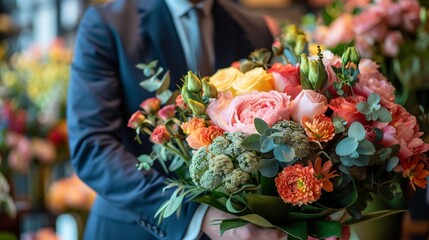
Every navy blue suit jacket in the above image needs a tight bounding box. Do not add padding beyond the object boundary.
[67,0,274,239]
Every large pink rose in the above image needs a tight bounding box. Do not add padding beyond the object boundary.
[268,63,300,93]
[207,91,291,135]
[329,96,367,126]
[289,90,328,123]
[206,91,234,130]
[314,14,355,47]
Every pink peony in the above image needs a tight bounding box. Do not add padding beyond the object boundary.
[207,91,291,135]
[158,104,176,121]
[268,63,300,93]
[289,90,328,123]
[382,31,403,57]
[329,96,367,126]
[314,14,355,47]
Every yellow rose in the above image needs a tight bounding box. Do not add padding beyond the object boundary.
[232,67,274,95]
[209,67,243,94]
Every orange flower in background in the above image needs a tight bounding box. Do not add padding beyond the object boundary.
[309,157,338,192]
[275,164,323,206]
[186,125,224,149]
[181,117,206,134]
[302,115,335,142]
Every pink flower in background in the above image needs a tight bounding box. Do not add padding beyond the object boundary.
[353,5,388,41]
[355,36,374,58]
[158,104,176,120]
[140,97,161,114]
[329,96,367,126]
[208,91,291,135]
[150,125,170,144]
[382,31,403,57]
[386,2,403,27]
[290,90,328,123]
[7,135,33,173]
[315,14,355,47]
[400,0,421,32]
[268,63,300,93]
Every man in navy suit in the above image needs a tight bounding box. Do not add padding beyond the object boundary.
[67,0,285,239]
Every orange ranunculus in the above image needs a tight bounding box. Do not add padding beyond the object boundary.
[275,164,323,206]
[181,117,206,135]
[308,157,338,192]
[301,115,335,142]
[186,125,224,149]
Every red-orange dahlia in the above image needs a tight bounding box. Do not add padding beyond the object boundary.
[181,117,206,134]
[186,125,224,149]
[301,115,335,142]
[275,164,323,206]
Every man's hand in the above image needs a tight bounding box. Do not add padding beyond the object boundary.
[201,207,288,240]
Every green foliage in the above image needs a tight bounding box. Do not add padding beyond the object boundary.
[356,93,392,122]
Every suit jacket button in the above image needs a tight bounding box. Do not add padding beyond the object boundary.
[152,226,159,235]
[159,231,165,238]
[138,219,146,226]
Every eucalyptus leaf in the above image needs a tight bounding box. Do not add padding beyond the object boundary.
[254,118,269,135]
[348,122,365,141]
[156,70,171,95]
[260,136,275,153]
[335,137,358,156]
[259,158,280,177]
[273,144,295,163]
[356,102,371,115]
[156,90,173,105]
[162,191,185,218]
[376,107,392,122]
[367,93,380,105]
[241,134,262,150]
[386,157,399,172]
[356,140,375,155]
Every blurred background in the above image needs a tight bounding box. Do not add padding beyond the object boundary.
[0,0,428,239]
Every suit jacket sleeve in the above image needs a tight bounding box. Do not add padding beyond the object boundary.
[67,6,199,239]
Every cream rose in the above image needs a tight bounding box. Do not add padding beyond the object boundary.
[232,67,274,95]
[209,67,243,93]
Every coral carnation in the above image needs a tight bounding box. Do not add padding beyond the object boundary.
[275,164,322,206]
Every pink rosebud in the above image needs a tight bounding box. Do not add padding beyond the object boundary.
[127,111,146,129]
[158,104,176,121]
[150,125,170,144]
[140,97,161,114]
[175,95,188,109]
[290,90,328,123]
[382,31,403,57]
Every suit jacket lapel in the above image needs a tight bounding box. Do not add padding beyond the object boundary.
[140,1,188,84]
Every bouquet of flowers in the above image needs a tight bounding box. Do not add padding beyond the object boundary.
[0,39,71,173]
[128,26,429,239]
[313,0,429,110]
